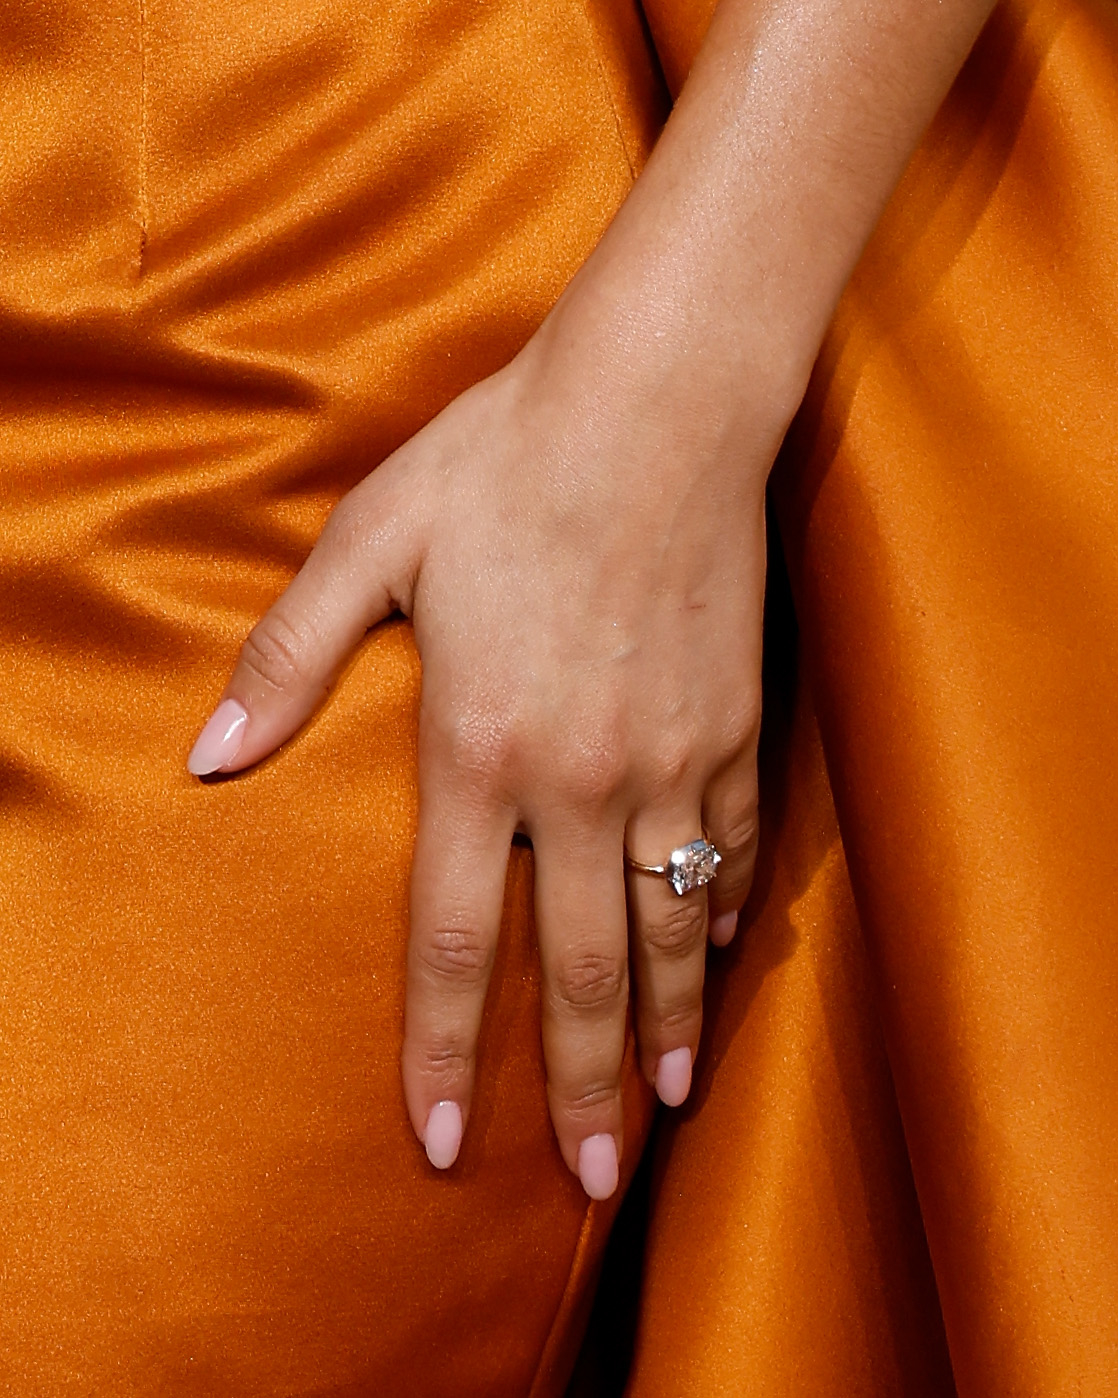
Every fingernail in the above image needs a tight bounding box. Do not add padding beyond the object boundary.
[424,1100,463,1170]
[577,1133,619,1201]
[187,699,248,776]
[710,910,738,946]
[655,1046,692,1107]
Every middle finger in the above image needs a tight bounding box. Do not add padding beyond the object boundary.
[533,816,630,1201]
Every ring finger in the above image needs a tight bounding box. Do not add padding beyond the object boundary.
[625,806,712,1108]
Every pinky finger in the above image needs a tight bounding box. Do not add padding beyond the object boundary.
[703,749,760,947]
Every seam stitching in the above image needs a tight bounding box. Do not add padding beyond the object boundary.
[137,0,148,273]
[572,0,639,184]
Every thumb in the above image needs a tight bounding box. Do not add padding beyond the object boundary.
[187,483,418,776]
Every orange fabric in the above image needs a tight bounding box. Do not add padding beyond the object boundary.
[0,1,661,1391]
[4,0,1118,1393]
[628,1,1118,1394]
[639,0,717,95]
[621,617,956,1397]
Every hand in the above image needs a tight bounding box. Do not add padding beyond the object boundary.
[186,314,781,1199]
[184,0,994,1198]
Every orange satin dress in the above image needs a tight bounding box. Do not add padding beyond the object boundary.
[1,1,1116,1396]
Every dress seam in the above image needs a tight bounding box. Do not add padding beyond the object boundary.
[569,0,639,184]
[137,0,149,273]
[526,1199,598,1398]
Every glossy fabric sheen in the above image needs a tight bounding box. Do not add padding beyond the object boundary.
[626,1,1118,1394]
[0,1,660,1392]
[2,1,1117,1396]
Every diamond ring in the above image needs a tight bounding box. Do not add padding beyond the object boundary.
[624,837,722,896]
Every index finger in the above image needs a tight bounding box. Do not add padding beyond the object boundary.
[186,481,413,776]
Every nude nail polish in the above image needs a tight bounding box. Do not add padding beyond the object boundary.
[655,1046,693,1107]
[710,910,738,946]
[577,1133,619,1200]
[424,1100,463,1170]
[187,699,248,776]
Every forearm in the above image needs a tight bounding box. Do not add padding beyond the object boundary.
[540,0,996,438]
[196,0,1007,1190]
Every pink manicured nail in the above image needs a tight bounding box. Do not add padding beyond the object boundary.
[655,1046,693,1107]
[577,1133,619,1201]
[424,1100,463,1170]
[710,910,739,946]
[187,699,248,776]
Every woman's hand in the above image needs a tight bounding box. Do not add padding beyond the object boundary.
[186,311,780,1198]
[186,0,996,1196]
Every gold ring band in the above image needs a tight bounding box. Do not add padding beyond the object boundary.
[623,837,722,896]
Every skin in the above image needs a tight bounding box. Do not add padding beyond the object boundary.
[189,0,997,1199]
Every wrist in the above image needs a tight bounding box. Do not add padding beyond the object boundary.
[522,261,811,484]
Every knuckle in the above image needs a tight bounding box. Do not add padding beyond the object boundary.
[712,801,760,903]
[240,611,316,695]
[415,926,493,987]
[718,807,760,859]
[656,1002,702,1038]
[552,1079,621,1123]
[553,742,628,810]
[643,737,694,796]
[716,868,755,907]
[542,700,628,809]
[641,900,707,960]
[404,1035,474,1102]
[713,857,756,909]
[435,707,519,787]
[416,1041,473,1079]
[320,493,376,559]
[319,496,359,551]
[551,951,628,1013]
[724,701,762,756]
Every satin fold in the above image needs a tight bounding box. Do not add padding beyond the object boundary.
[625,2,1118,1394]
[3,0,1117,1392]
[0,2,661,1392]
